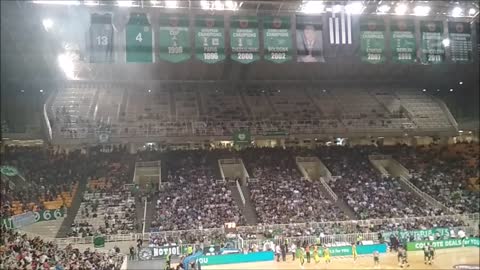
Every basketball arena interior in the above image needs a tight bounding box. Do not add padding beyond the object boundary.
[1,0,479,269]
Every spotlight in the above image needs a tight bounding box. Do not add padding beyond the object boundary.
[42,18,54,32]
[300,1,325,14]
[395,3,408,15]
[332,4,343,13]
[442,38,450,47]
[345,2,365,14]
[165,0,178,8]
[452,7,463,17]
[414,5,431,16]
[377,4,391,14]
[468,8,477,16]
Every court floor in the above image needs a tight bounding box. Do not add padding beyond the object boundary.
[204,248,480,270]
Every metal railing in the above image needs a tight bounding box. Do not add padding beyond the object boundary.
[319,177,338,201]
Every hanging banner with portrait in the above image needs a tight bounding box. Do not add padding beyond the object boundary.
[296,15,325,63]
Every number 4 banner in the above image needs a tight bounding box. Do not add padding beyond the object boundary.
[230,16,260,64]
[126,13,154,63]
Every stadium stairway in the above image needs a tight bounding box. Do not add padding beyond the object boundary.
[368,155,453,214]
[55,178,88,238]
[228,183,259,225]
[295,157,358,220]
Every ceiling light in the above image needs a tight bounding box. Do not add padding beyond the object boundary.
[20,89,25,93]
[300,1,325,14]
[452,6,463,17]
[117,0,134,7]
[33,0,80,5]
[414,5,431,16]
[40,89,44,93]
[148,89,152,93]
[450,88,454,92]
[225,0,238,10]
[442,38,450,47]
[42,18,54,32]
[377,4,391,14]
[468,8,477,16]
[213,0,224,10]
[422,89,426,92]
[459,81,463,85]
[200,0,211,10]
[165,0,177,8]
[84,0,99,5]
[58,53,75,79]
[332,4,343,13]
[345,2,365,14]
[395,3,408,15]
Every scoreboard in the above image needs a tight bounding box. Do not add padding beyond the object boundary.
[83,12,475,65]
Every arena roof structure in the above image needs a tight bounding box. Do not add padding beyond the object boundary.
[1,0,479,85]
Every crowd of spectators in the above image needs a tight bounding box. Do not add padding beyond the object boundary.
[1,146,86,217]
[242,147,349,225]
[151,150,246,232]
[386,143,480,214]
[316,146,444,219]
[0,227,124,270]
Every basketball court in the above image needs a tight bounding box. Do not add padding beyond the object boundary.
[203,248,479,270]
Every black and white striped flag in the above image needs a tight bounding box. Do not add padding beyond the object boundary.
[328,11,352,45]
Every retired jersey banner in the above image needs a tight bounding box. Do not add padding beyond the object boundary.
[89,13,114,63]
[158,15,191,63]
[296,15,325,62]
[448,22,472,63]
[230,16,260,64]
[263,16,292,63]
[391,19,416,63]
[360,17,386,64]
[126,13,154,63]
[420,21,445,64]
[195,15,225,63]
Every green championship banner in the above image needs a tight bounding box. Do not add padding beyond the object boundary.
[195,15,225,63]
[448,21,472,63]
[391,19,416,63]
[126,13,154,63]
[296,15,324,63]
[158,15,191,63]
[406,238,480,251]
[360,17,386,64]
[230,16,260,64]
[420,21,445,64]
[233,130,251,146]
[263,16,292,63]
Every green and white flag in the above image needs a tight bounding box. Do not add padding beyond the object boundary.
[230,16,260,64]
[233,130,251,146]
[448,21,472,63]
[263,16,292,63]
[158,15,191,63]
[360,17,385,64]
[391,19,416,63]
[195,15,225,63]
[126,13,154,63]
[420,21,445,64]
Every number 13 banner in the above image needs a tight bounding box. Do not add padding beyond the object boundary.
[195,15,225,64]
[263,16,292,63]
[158,14,191,63]
[230,16,260,64]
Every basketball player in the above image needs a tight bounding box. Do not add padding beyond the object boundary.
[373,250,380,266]
[324,246,331,264]
[398,247,410,268]
[352,243,357,262]
[313,245,320,264]
[423,243,430,264]
[428,244,435,265]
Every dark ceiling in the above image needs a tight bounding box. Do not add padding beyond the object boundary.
[1,0,479,86]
